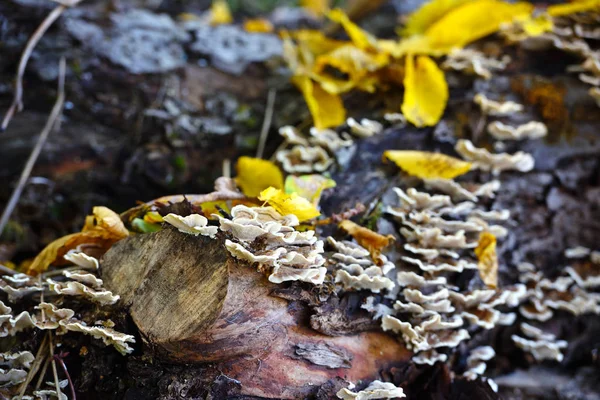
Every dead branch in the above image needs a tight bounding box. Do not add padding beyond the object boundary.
[0,58,66,236]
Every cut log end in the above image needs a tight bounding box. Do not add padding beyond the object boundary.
[101,227,410,398]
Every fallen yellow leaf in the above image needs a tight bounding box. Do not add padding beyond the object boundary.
[235,156,284,198]
[395,0,533,56]
[423,0,532,53]
[547,0,600,17]
[285,174,336,205]
[383,150,472,179]
[313,44,389,94]
[519,14,554,37]
[301,0,330,17]
[400,0,471,36]
[339,220,394,263]
[143,211,164,224]
[209,0,233,26]
[292,75,346,129]
[401,55,448,127]
[258,187,321,222]
[243,18,274,33]
[475,232,498,288]
[328,8,377,50]
[28,207,129,275]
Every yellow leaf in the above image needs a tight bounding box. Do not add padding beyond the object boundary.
[548,0,600,17]
[328,8,377,50]
[313,44,389,94]
[423,0,533,53]
[292,75,346,129]
[235,156,284,198]
[210,0,233,26]
[383,150,472,179]
[284,174,336,205]
[86,206,130,239]
[401,55,448,127]
[243,18,274,33]
[258,187,321,222]
[143,211,164,224]
[290,30,345,57]
[339,220,394,263]
[301,0,330,17]
[520,14,554,37]
[475,232,498,288]
[400,0,471,36]
[28,206,128,275]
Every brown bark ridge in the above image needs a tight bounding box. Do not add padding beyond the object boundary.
[101,226,410,399]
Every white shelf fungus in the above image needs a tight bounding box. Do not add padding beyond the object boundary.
[220,205,326,285]
[346,118,383,138]
[474,93,523,116]
[163,213,218,237]
[442,49,510,80]
[455,139,535,174]
[487,121,548,141]
[337,380,405,399]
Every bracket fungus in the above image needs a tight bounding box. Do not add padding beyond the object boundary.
[442,49,510,80]
[277,145,334,173]
[163,213,218,237]
[220,205,327,284]
[455,139,535,174]
[346,118,384,138]
[473,93,524,116]
[336,380,405,400]
[487,121,548,141]
[329,237,396,293]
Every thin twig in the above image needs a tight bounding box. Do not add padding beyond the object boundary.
[473,114,487,144]
[47,332,63,400]
[34,357,51,390]
[256,89,276,159]
[0,57,66,236]
[54,354,76,400]
[0,264,17,275]
[1,5,67,131]
[17,334,49,399]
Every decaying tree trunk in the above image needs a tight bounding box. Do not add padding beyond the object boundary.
[101,227,410,399]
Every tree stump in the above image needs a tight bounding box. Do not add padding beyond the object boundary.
[101,227,410,399]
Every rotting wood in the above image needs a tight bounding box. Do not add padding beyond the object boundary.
[101,226,411,399]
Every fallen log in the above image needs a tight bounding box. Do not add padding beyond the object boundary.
[101,227,410,399]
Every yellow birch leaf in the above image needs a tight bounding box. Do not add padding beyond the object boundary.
[400,0,471,36]
[235,156,284,198]
[401,55,448,127]
[475,232,498,288]
[292,75,346,129]
[339,220,394,263]
[548,0,600,17]
[258,187,321,222]
[27,206,128,275]
[301,0,330,17]
[284,174,336,205]
[328,8,377,50]
[243,18,274,33]
[383,150,472,179]
[209,0,233,26]
[423,0,533,53]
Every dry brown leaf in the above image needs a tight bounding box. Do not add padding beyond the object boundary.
[27,207,129,275]
[339,219,395,263]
